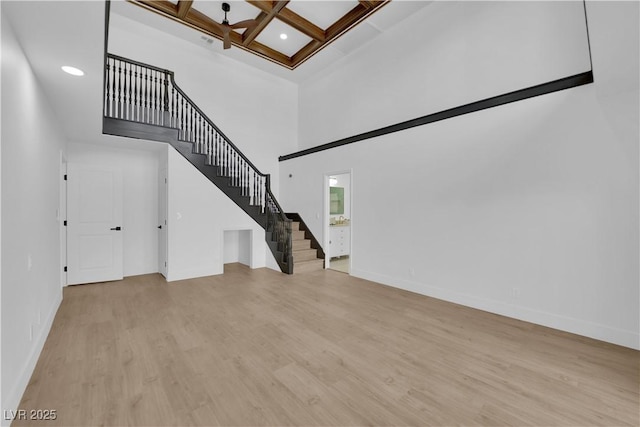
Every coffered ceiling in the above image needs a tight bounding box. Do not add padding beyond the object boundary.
[127,0,390,69]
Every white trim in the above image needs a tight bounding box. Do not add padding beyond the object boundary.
[166,266,223,282]
[352,268,640,350]
[323,169,353,273]
[2,292,62,426]
[59,152,67,287]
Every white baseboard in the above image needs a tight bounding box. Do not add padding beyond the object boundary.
[2,291,63,427]
[351,268,639,350]
[166,265,222,282]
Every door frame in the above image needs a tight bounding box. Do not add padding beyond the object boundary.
[158,167,168,277]
[59,150,67,287]
[323,169,353,272]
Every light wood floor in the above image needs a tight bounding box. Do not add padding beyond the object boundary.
[16,264,639,426]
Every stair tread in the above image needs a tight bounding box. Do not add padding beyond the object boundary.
[296,258,323,264]
[293,248,316,253]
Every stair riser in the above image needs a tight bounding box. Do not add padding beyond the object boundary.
[293,250,318,262]
[292,230,306,240]
[294,260,324,274]
[292,240,311,250]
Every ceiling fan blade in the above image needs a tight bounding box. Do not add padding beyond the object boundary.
[230,19,257,30]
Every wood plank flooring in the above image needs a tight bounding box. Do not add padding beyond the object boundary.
[15,264,639,426]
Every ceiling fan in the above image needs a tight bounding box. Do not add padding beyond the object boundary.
[214,2,258,50]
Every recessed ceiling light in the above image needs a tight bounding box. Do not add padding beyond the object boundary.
[280,33,288,40]
[61,66,84,76]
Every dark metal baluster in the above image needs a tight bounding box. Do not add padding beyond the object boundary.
[184,103,188,140]
[186,104,191,141]
[191,106,195,143]
[132,66,138,122]
[117,61,122,119]
[143,68,148,123]
[122,62,127,119]
[126,63,132,120]
[199,117,203,152]
[205,125,210,164]
[189,104,194,142]
[104,60,110,117]
[185,104,189,140]
[171,78,176,127]
[151,70,156,124]
[150,70,155,124]
[210,127,215,165]
[180,98,184,139]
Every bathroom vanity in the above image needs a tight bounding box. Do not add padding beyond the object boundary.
[329,223,350,258]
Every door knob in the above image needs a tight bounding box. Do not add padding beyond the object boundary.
[110,226,122,231]
[157,225,162,229]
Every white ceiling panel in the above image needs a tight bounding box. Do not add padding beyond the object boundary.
[193,0,261,25]
[256,19,313,57]
[330,21,382,55]
[286,1,359,30]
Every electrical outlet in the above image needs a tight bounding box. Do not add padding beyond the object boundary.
[27,254,33,271]
[511,287,519,300]
[409,268,415,277]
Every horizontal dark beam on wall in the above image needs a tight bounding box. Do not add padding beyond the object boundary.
[279,70,594,162]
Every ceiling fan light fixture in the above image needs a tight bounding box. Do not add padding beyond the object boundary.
[61,66,84,76]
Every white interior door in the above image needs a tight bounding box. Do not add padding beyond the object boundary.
[158,168,168,277]
[67,163,123,285]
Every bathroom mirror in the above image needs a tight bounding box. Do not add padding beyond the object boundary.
[330,187,344,215]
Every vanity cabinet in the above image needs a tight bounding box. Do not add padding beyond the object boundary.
[329,225,350,258]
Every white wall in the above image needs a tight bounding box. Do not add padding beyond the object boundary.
[108,6,299,197]
[280,2,639,349]
[66,142,161,277]
[223,230,252,266]
[298,1,591,149]
[166,147,275,281]
[1,13,66,419]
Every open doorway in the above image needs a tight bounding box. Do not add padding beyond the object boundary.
[223,229,252,268]
[324,171,352,274]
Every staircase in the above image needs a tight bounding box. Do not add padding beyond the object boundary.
[102,54,324,274]
[290,219,324,274]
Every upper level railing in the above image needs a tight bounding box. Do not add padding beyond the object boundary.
[104,53,293,273]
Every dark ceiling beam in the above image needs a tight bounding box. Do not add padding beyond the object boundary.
[243,0,289,46]
[248,0,324,41]
[133,0,178,16]
[325,3,369,40]
[358,0,374,9]
[290,1,389,68]
[291,40,322,66]
[241,11,270,46]
[247,40,293,68]
[127,0,390,70]
[176,0,193,19]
